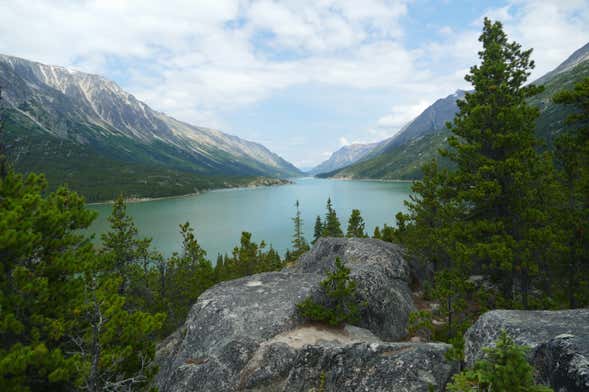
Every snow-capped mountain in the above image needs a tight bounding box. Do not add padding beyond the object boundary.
[0,53,300,179]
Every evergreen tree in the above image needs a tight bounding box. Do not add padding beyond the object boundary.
[100,195,155,298]
[322,198,344,237]
[165,222,215,332]
[0,172,96,390]
[0,171,164,391]
[77,258,164,392]
[407,18,557,308]
[401,160,457,274]
[290,200,310,260]
[553,77,589,307]
[0,86,8,179]
[373,226,382,239]
[313,215,324,244]
[297,257,362,326]
[448,331,552,392]
[346,209,367,238]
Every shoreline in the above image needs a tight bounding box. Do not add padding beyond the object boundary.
[88,178,293,206]
[321,176,415,183]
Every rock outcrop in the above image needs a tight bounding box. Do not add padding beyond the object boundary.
[464,309,589,391]
[288,237,414,341]
[156,238,458,392]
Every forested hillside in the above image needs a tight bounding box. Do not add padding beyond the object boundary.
[0,54,301,201]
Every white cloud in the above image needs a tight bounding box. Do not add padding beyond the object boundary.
[377,100,431,129]
[0,0,587,166]
[339,137,350,146]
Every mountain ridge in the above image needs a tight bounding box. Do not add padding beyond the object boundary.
[321,42,589,181]
[308,142,379,175]
[0,53,301,200]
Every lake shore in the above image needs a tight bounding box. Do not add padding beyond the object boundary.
[323,176,415,183]
[88,177,293,205]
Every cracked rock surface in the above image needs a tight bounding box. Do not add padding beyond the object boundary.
[464,309,589,392]
[156,238,458,392]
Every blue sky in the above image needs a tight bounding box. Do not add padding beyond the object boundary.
[1,0,588,169]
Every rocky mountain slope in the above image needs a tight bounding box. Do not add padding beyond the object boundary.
[0,54,301,201]
[307,142,379,175]
[321,42,589,180]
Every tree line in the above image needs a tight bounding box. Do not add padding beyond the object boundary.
[0,135,367,391]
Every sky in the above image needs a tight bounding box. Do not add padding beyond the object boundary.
[1,1,588,169]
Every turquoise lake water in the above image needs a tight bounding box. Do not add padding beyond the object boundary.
[88,178,412,258]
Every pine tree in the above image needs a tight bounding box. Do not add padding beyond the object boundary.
[313,215,323,244]
[0,86,8,179]
[373,226,382,239]
[435,18,555,307]
[346,209,367,238]
[165,222,215,332]
[553,77,589,307]
[290,200,310,260]
[402,160,457,274]
[0,171,97,390]
[322,198,344,237]
[297,257,362,326]
[448,331,552,392]
[78,258,165,392]
[0,171,164,391]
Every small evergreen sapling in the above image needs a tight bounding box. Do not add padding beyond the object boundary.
[296,257,362,326]
[346,209,367,238]
[447,331,552,392]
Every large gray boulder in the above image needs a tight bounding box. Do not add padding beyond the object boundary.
[288,237,415,340]
[156,272,322,391]
[156,238,427,391]
[464,309,589,391]
[240,329,458,392]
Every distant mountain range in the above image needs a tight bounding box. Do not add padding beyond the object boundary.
[317,42,589,180]
[0,54,301,201]
[307,142,379,175]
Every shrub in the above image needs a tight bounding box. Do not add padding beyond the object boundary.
[447,331,552,391]
[297,257,362,326]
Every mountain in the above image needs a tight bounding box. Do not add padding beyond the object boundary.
[308,142,379,175]
[0,54,301,201]
[378,90,466,154]
[321,43,589,181]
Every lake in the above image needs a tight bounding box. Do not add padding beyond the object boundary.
[88,178,412,258]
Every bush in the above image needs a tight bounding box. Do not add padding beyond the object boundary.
[297,257,363,326]
[447,331,552,391]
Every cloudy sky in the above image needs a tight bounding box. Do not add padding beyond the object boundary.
[1,0,588,168]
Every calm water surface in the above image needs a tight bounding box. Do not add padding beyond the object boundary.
[88,178,412,258]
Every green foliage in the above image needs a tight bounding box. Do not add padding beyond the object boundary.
[0,170,163,391]
[321,198,344,237]
[288,200,310,261]
[447,331,552,392]
[214,232,284,282]
[313,215,323,244]
[400,18,564,320]
[552,77,589,307]
[0,87,8,179]
[297,257,362,326]
[372,226,381,239]
[163,222,215,333]
[408,310,434,341]
[346,209,367,238]
[0,170,94,390]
